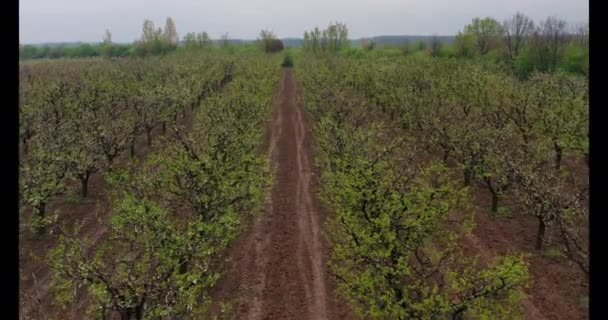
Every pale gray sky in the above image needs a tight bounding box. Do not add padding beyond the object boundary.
[19,0,588,44]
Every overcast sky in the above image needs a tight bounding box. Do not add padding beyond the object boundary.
[19,0,588,44]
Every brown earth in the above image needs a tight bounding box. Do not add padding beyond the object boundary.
[209,68,356,320]
[462,179,589,320]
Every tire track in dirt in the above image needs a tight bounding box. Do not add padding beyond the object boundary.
[212,68,343,320]
[293,69,328,320]
[255,68,329,319]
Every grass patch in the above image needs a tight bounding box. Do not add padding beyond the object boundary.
[496,206,512,218]
[65,193,87,205]
[543,247,564,259]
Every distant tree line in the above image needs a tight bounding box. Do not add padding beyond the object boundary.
[302,21,349,54]
[19,42,132,60]
[357,13,587,78]
[296,14,587,78]
[257,29,284,53]
[20,17,221,60]
[450,13,588,77]
[183,31,213,49]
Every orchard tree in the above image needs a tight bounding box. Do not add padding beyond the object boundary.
[81,68,132,168]
[20,141,69,234]
[497,137,566,250]
[312,96,529,318]
[153,88,270,222]
[19,79,38,156]
[61,69,113,198]
[530,72,589,170]
[556,183,589,278]
[19,79,73,233]
[48,192,226,319]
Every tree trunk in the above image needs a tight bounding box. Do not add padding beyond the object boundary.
[107,156,114,171]
[80,172,90,198]
[536,216,546,250]
[36,203,46,220]
[130,141,136,158]
[146,128,152,147]
[119,310,133,320]
[554,142,563,170]
[135,301,145,320]
[463,166,472,187]
[452,307,467,320]
[162,122,166,135]
[179,258,188,274]
[22,137,28,156]
[485,177,499,213]
[443,149,450,166]
[491,192,499,213]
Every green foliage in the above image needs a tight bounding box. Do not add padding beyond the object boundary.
[463,17,503,56]
[543,247,564,259]
[303,21,349,54]
[65,193,87,205]
[342,47,366,58]
[36,50,281,318]
[184,31,214,50]
[414,40,427,52]
[258,29,284,53]
[297,54,532,318]
[30,213,52,235]
[496,206,512,218]
[282,51,294,67]
[360,38,376,51]
[450,14,588,78]
[560,42,589,75]
[454,32,476,58]
[513,45,537,78]
[48,193,223,318]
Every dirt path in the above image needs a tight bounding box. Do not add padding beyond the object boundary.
[211,68,354,320]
